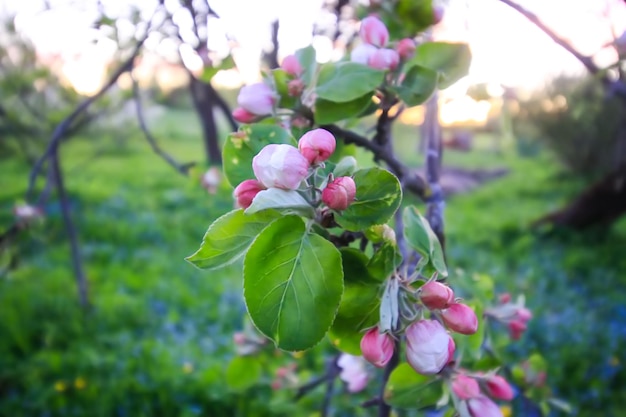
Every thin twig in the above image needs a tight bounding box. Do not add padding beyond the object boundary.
[131,74,194,176]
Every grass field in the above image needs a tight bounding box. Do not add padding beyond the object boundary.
[1,106,625,416]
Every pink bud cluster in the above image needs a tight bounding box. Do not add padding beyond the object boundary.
[486,293,533,340]
[451,371,515,417]
[350,16,416,71]
[420,281,479,335]
[280,55,306,98]
[233,129,357,211]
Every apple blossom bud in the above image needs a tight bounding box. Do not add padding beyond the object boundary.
[468,395,504,417]
[13,203,42,222]
[351,43,378,65]
[420,281,455,310]
[201,167,221,194]
[252,144,310,190]
[433,5,445,25]
[233,332,247,345]
[405,319,451,375]
[508,319,527,340]
[516,307,532,322]
[271,380,282,390]
[484,375,514,401]
[360,327,394,368]
[452,374,481,400]
[396,38,416,60]
[288,79,305,97]
[237,82,276,116]
[337,354,368,392]
[498,293,512,304]
[441,303,478,335]
[368,48,400,71]
[447,336,456,363]
[322,176,357,211]
[360,16,389,48]
[232,107,258,123]
[298,128,336,164]
[281,54,303,77]
[233,179,265,208]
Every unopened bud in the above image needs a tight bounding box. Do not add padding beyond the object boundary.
[233,179,265,208]
[441,303,478,335]
[360,16,389,48]
[508,319,527,340]
[288,79,305,97]
[396,38,416,60]
[360,327,394,368]
[368,48,400,71]
[237,82,276,116]
[467,395,503,417]
[298,128,336,164]
[420,281,455,310]
[201,167,221,194]
[281,54,303,77]
[322,176,356,211]
[452,374,481,400]
[433,5,445,25]
[484,374,514,401]
[337,354,368,393]
[351,43,378,65]
[405,319,451,375]
[232,107,258,123]
[252,144,310,190]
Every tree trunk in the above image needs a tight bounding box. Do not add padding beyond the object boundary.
[188,75,221,165]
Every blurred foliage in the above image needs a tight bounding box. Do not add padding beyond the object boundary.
[513,75,625,177]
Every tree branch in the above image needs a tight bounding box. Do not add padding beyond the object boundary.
[423,93,445,248]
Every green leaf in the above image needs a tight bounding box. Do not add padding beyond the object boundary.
[186,209,279,270]
[222,125,296,187]
[244,216,343,351]
[225,356,262,392]
[315,93,373,124]
[402,206,447,277]
[273,69,297,109]
[368,242,403,281]
[315,62,384,102]
[328,248,380,354]
[412,42,471,89]
[295,45,317,86]
[199,55,236,83]
[384,363,443,409]
[335,168,402,231]
[393,65,438,106]
[245,188,313,217]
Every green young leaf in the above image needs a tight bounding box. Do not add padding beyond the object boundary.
[244,216,343,351]
[412,42,471,89]
[315,93,373,124]
[368,242,403,281]
[328,248,380,354]
[384,363,443,409]
[222,125,296,187]
[273,68,297,109]
[245,188,314,217]
[315,62,384,102]
[295,45,317,86]
[198,55,236,83]
[335,168,402,231]
[186,209,279,270]
[392,65,438,106]
[402,206,448,277]
[225,356,262,392]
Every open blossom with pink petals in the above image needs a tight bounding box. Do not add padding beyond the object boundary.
[252,144,310,190]
[322,176,356,211]
[360,16,389,48]
[484,374,515,401]
[337,354,368,393]
[237,83,276,116]
[441,303,479,335]
[452,374,481,400]
[233,179,265,208]
[405,319,452,375]
[420,281,455,310]
[298,128,336,164]
[360,327,394,368]
[467,395,504,417]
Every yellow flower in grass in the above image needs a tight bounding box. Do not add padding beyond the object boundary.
[54,381,66,392]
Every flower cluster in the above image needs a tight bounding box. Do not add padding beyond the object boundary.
[452,371,515,417]
[350,16,416,71]
[485,293,533,340]
[233,129,356,212]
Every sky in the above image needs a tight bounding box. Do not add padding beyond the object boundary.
[2,0,625,99]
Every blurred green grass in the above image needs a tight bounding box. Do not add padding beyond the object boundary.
[1,110,625,416]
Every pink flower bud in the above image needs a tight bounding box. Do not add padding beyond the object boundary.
[201,167,221,194]
[360,16,389,48]
[298,128,336,164]
[337,354,368,393]
[498,293,512,304]
[467,395,504,417]
[232,107,258,123]
[13,204,42,221]
[447,336,456,364]
[233,179,265,208]
[351,43,378,65]
[484,375,514,401]
[516,307,532,322]
[396,38,416,60]
[252,144,310,190]
[237,82,276,116]
[441,303,478,335]
[233,332,247,345]
[281,54,303,77]
[405,319,451,375]
[508,319,527,340]
[322,176,356,211]
[433,5,445,25]
[368,48,400,71]
[452,374,481,400]
[360,327,394,368]
[288,79,305,97]
[420,281,455,310]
